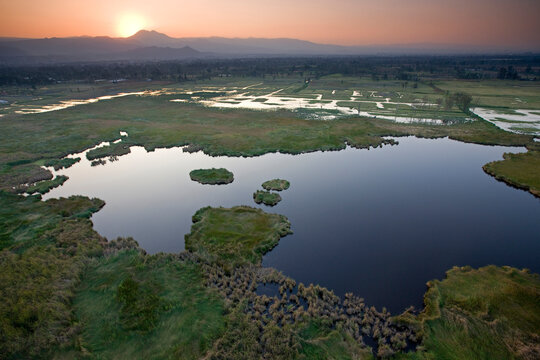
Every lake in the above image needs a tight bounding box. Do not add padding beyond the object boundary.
[44,136,540,313]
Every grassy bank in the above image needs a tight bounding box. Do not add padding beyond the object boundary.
[483,149,540,198]
[397,265,540,359]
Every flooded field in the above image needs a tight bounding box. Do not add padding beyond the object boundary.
[472,107,540,135]
[4,79,539,134]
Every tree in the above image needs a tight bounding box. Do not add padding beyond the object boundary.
[498,67,507,80]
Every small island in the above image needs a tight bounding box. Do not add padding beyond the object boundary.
[262,179,290,191]
[253,190,282,206]
[185,206,291,267]
[189,168,234,185]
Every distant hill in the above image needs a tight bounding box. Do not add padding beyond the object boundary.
[127,30,354,55]
[0,32,205,63]
[0,29,535,64]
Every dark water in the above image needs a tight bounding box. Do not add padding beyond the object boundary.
[45,136,540,313]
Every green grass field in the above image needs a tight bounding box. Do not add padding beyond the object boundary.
[0,192,105,357]
[56,250,225,360]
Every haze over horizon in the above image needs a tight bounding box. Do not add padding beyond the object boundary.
[1,0,540,51]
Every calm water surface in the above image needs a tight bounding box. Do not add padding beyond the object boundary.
[44,137,540,313]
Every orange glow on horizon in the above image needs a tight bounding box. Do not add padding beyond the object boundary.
[116,14,147,37]
[0,0,539,50]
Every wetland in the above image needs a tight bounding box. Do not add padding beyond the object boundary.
[2,60,540,358]
[43,136,540,313]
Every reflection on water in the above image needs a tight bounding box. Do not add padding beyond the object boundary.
[14,91,162,114]
[44,137,540,313]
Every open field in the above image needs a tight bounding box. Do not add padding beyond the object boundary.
[434,79,540,109]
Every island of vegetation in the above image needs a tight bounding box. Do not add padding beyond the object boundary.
[90,159,106,167]
[189,168,234,185]
[262,178,290,191]
[253,190,282,206]
[185,206,291,267]
[401,265,540,359]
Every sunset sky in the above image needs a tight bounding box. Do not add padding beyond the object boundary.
[1,0,539,50]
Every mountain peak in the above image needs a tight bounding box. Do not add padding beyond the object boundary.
[128,30,176,46]
[129,29,169,38]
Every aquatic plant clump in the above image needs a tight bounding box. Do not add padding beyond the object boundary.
[253,190,281,206]
[262,179,290,191]
[25,175,68,195]
[90,159,106,167]
[43,157,80,171]
[86,143,131,161]
[189,168,234,185]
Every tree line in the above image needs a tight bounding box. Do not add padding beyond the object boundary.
[0,55,538,86]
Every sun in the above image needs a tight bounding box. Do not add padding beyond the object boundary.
[117,14,146,37]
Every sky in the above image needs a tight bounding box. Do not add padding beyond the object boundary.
[1,0,539,50]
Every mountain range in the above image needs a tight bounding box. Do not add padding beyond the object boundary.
[0,30,534,64]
